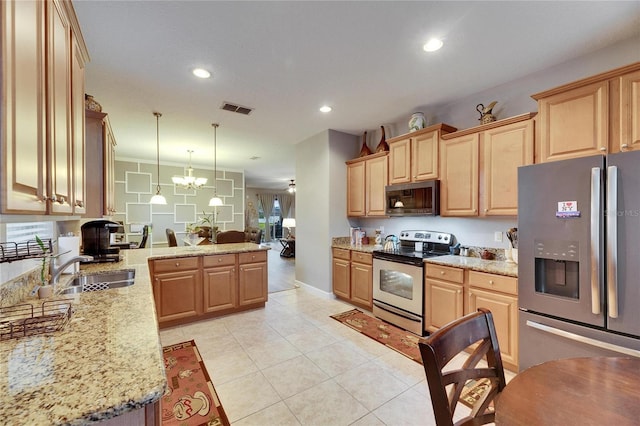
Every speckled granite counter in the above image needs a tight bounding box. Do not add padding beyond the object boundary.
[0,243,268,425]
[425,255,518,278]
[331,242,378,254]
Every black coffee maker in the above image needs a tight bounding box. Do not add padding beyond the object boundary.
[81,220,121,262]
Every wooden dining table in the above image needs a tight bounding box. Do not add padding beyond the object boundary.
[495,357,640,425]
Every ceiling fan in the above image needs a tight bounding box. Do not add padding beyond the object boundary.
[287,179,296,193]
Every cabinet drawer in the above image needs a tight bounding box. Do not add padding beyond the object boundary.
[332,248,351,261]
[425,264,464,283]
[203,254,236,268]
[468,271,518,295]
[152,256,199,273]
[239,251,267,264]
[351,251,372,265]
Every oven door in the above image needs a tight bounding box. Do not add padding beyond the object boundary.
[373,258,423,317]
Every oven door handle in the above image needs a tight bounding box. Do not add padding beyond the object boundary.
[373,299,422,322]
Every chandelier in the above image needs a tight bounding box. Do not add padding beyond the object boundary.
[172,150,207,189]
[288,179,296,193]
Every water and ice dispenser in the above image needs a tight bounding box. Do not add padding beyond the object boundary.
[534,239,580,299]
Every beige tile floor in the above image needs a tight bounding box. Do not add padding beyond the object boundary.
[159,254,516,425]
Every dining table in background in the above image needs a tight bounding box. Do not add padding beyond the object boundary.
[495,356,640,425]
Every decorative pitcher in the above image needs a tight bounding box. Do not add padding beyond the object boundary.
[408,112,426,132]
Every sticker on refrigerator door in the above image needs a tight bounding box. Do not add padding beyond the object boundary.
[556,201,580,218]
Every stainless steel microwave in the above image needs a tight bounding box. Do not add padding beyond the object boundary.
[385,180,440,216]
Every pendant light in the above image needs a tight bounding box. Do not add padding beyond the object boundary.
[149,112,167,205]
[209,123,223,207]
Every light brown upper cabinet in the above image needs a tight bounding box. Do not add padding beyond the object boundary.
[532,62,640,162]
[346,152,388,217]
[387,124,457,184]
[440,114,535,217]
[1,0,89,215]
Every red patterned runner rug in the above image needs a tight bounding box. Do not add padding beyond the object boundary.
[330,309,423,363]
[162,340,230,426]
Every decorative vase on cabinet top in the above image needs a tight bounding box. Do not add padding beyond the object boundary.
[85,94,102,112]
[375,125,389,152]
[409,112,426,132]
[359,131,372,157]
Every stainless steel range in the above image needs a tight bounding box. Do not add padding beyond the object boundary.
[372,230,453,336]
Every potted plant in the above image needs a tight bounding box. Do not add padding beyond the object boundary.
[35,236,53,298]
[196,211,218,240]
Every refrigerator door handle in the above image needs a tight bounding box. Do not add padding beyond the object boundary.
[607,165,619,318]
[526,320,640,357]
[590,167,601,315]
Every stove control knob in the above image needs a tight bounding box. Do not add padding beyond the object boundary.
[438,235,442,240]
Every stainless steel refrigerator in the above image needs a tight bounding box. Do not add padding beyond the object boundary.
[518,151,640,371]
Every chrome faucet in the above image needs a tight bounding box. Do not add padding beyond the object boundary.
[49,255,93,285]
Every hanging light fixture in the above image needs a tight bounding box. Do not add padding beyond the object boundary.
[172,150,207,189]
[149,112,167,205]
[288,179,296,193]
[209,123,223,207]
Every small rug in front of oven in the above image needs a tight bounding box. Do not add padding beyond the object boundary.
[330,309,422,364]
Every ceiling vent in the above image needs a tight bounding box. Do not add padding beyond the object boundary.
[221,102,253,115]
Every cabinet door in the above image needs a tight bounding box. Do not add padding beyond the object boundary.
[48,0,73,214]
[365,154,388,216]
[203,266,237,312]
[153,270,201,323]
[1,0,47,213]
[104,118,117,215]
[83,110,107,217]
[332,258,350,299]
[617,69,640,152]
[347,160,365,216]
[440,134,479,216]
[350,262,372,309]
[425,279,464,333]
[70,34,86,215]
[238,261,267,305]
[481,120,534,216]
[388,137,411,184]
[468,287,519,371]
[412,130,439,181]
[537,80,609,162]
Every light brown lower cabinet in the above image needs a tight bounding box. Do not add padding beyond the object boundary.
[424,264,465,333]
[331,248,373,310]
[149,251,268,328]
[151,257,201,323]
[424,262,519,371]
[467,270,519,371]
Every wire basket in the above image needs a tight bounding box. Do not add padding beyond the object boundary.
[0,300,73,341]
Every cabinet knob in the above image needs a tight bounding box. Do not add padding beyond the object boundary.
[484,208,488,212]
[175,262,180,267]
[489,280,494,285]
[252,255,256,260]
[621,143,629,150]
[600,146,606,152]
[56,196,65,204]
[218,258,222,262]
[440,271,445,275]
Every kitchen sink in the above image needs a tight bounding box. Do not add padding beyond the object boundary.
[60,270,135,295]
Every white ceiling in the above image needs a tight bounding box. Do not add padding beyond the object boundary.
[74,1,640,190]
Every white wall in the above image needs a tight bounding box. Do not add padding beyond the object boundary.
[295,129,358,292]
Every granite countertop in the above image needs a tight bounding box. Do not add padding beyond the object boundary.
[425,255,518,278]
[0,242,267,425]
[331,238,518,277]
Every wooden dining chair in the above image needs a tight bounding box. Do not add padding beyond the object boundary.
[165,228,178,247]
[215,230,245,244]
[418,308,506,426]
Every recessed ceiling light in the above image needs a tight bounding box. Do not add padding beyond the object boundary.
[193,68,211,79]
[423,38,443,52]
[319,105,332,113]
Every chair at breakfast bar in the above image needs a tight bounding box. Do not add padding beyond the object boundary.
[165,228,178,247]
[418,308,506,426]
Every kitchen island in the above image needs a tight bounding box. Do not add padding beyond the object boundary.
[0,243,268,425]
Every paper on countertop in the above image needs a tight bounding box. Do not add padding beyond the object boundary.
[57,236,80,274]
